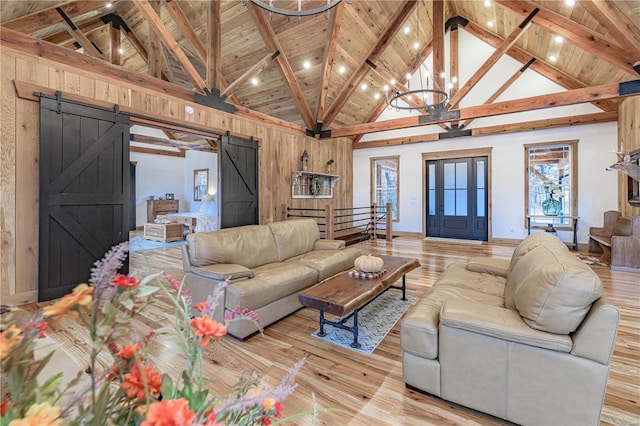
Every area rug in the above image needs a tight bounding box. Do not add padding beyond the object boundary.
[311,292,416,355]
[425,237,483,245]
[129,236,187,252]
[575,252,609,268]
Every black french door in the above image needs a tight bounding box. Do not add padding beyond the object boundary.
[426,156,488,241]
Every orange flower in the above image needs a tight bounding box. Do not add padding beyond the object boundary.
[117,343,142,359]
[112,274,139,288]
[141,398,196,426]
[8,401,62,426]
[0,324,23,361]
[121,364,163,401]
[193,302,208,312]
[190,315,226,348]
[43,283,93,319]
[262,398,283,419]
[1,395,11,415]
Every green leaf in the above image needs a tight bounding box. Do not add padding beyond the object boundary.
[102,301,115,316]
[96,325,113,337]
[160,375,175,399]
[136,285,160,298]
[139,272,163,286]
[111,326,129,339]
[119,298,134,311]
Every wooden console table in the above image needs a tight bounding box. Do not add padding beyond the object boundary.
[526,215,579,251]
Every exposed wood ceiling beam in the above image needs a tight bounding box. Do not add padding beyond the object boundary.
[110,23,121,66]
[130,146,186,157]
[55,7,107,60]
[44,18,107,46]
[351,39,436,144]
[2,1,101,34]
[494,0,637,76]
[119,23,171,82]
[448,10,535,107]
[463,20,619,112]
[580,0,640,60]
[321,0,417,129]
[147,0,163,79]
[353,111,617,149]
[134,0,207,93]
[162,47,176,82]
[246,2,315,129]
[206,0,222,91]
[433,0,445,91]
[332,80,633,137]
[315,2,345,125]
[460,59,533,129]
[221,52,277,99]
[132,134,215,151]
[449,25,459,102]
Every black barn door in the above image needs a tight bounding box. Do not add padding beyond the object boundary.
[39,94,130,301]
[220,132,258,228]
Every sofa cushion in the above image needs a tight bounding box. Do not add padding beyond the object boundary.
[186,225,278,269]
[268,219,320,261]
[190,264,254,281]
[286,247,361,282]
[505,233,568,309]
[225,262,318,311]
[400,263,505,360]
[508,245,603,334]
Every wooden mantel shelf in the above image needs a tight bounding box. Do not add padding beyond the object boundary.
[292,171,341,199]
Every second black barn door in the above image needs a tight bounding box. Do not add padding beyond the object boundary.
[220,132,259,228]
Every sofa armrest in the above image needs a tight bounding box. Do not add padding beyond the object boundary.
[313,239,346,250]
[440,300,572,352]
[191,263,254,281]
[465,257,510,277]
[182,245,192,273]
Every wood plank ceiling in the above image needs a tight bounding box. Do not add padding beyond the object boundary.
[1,0,639,145]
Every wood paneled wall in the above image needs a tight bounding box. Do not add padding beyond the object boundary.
[617,96,640,218]
[0,47,353,305]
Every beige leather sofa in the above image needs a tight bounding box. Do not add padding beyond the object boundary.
[182,219,360,339]
[401,233,619,426]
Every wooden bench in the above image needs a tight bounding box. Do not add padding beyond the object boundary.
[588,211,638,270]
[611,216,640,272]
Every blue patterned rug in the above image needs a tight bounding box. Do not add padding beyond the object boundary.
[129,236,187,252]
[311,292,416,355]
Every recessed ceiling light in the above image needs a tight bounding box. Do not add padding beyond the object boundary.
[406,73,412,80]
[448,82,454,89]
[106,2,112,8]
[566,0,576,6]
[361,83,368,91]
[303,60,311,69]
[484,0,491,6]
[413,41,420,49]
[383,84,389,91]
[374,93,380,100]
[440,72,446,79]
[554,35,564,44]
[487,20,494,28]
[451,76,458,83]
[251,77,259,85]
[338,65,346,74]
[404,26,410,35]
[118,47,124,54]
[390,79,396,85]
[549,55,558,62]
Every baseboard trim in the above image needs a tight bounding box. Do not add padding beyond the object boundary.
[2,290,38,307]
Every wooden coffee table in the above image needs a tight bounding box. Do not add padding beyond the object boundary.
[299,255,420,348]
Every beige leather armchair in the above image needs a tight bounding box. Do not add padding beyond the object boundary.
[401,233,619,425]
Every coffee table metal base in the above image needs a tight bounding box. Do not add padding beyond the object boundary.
[316,275,408,348]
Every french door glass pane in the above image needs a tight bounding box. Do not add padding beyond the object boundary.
[456,163,467,189]
[429,164,435,190]
[444,189,455,215]
[477,161,485,189]
[444,163,455,189]
[477,189,485,216]
[456,190,468,215]
[429,190,436,215]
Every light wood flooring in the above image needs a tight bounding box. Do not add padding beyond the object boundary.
[28,238,640,425]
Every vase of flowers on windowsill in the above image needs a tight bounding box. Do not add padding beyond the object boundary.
[541,181,563,216]
[0,243,334,425]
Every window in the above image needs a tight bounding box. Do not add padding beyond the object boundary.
[371,156,399,221]
[525,141,577,226]
[193,169,209,201]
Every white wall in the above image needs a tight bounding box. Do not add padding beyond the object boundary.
[130,152,186,226]
[354,122,618,243]
[184,150,218,213]
[354,29,620,244]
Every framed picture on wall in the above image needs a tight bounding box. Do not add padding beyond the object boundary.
[166,193,174,200]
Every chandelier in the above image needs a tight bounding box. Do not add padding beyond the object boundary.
[385,1,448,114]
[247,0,343,17]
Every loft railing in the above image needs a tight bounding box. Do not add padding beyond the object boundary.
[282,203,392,245]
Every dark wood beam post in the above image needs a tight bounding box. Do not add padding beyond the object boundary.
[147,0,163,79]
[110,23,121,66]
[55,7,106,60]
